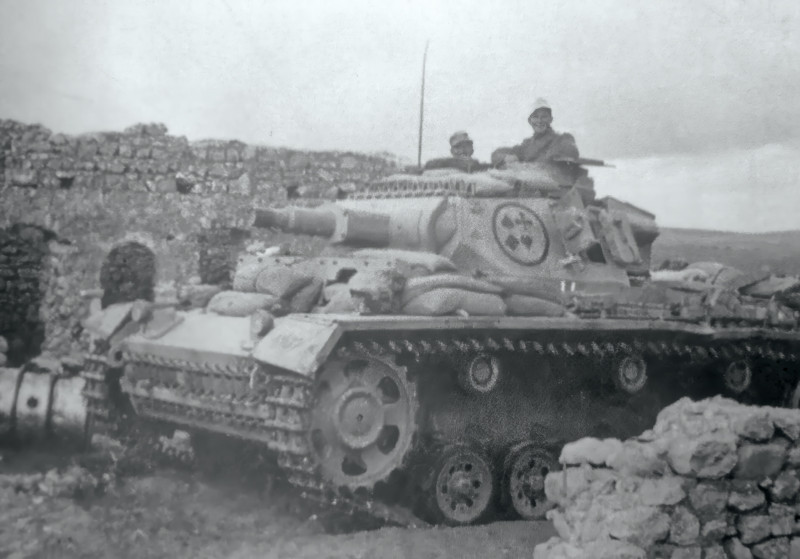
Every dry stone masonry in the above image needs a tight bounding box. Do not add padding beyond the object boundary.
[535,396,800,559]
[0,119,399,362]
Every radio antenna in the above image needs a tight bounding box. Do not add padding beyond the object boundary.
[417,40,430,168]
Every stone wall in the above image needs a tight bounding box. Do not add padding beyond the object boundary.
[536,396,800,559]
[0,119,399,361]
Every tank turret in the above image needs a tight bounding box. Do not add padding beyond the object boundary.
[255,162,660,291]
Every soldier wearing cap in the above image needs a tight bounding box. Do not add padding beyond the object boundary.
[491,99,579,167]
[423,131,487,173]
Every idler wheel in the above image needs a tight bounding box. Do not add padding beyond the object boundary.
[502,442,557,520]
[613,355,648,394]
[431,445,494,525]
[723,360,752,394]
[309,353,417,489]
[457,354,501,395]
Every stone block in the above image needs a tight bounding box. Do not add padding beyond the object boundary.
[768,470,800,502]
[669,547,701,559]
[789,446,800,467]
[225,148,240,162]
[751,537,789,559]
[208,149,226,163]
[734,412,775,441]
[208,163,228,178]
[560,437,623,467]
[98,142,118,156]
[689,481,728,519]
[701,519,727,541]
[229,173,252,196]
[728,480,766,512]
[639,476,687,506]
[724,537,754,559]
[791,537,800,559]
[772,410,800,441]
[106,161,127,174]
[10,170,37,186]
[77,142,97,158]
[103,175,125,190]
[737,514,773,545]
[669,506,700,546]
[153,177,176,193]
[606,505,671,548]
[734,442,787,479]
[769,503,795,536]
[667,434,738,479]
[119,144,134,158]
[702,544,726,559]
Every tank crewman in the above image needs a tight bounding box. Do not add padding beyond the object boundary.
[491,99,579,167]
[424,131,489,173]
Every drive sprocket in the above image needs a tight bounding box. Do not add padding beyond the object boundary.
[308,350,418,490]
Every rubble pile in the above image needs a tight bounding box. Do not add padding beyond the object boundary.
[535,396,800,559]
[0,119,397,358]
[0,465,105,500]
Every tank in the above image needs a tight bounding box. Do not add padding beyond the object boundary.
[80,160,800,526]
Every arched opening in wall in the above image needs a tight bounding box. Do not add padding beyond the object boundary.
[0,224,56,366]
[100,242,156,308]
[197,227,250,287]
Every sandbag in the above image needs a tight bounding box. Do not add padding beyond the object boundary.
[402,288,506,316]
[255,267,315,299]
[349,269,405,314]
[207,291,278,317]
[232,262,264,292]
[351,249,456,274]
[288,278,324,313]
[402,274,504,306]
[741,275,800,298]
[484,275,565,304]
[178,284,223,309]
[315,284,359,314]
[504,295,565,317]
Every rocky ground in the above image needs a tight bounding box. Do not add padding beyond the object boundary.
[0,443,555,559]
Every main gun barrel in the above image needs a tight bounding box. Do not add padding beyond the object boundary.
[254,207,338,237]
[253,206,391,246]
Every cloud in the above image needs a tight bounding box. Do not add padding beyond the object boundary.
[594,140,800,232]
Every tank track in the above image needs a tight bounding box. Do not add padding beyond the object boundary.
[81,327,800,527]
[81,349,423,527]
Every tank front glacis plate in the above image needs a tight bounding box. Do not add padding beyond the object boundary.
[122,311,252,364]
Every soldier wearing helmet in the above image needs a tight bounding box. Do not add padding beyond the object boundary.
[424,131,488,173]
[491,99,579,167]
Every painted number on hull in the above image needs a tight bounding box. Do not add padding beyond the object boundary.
[492,203,549,266]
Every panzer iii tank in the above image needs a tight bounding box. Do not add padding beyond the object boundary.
[81,160,800,526]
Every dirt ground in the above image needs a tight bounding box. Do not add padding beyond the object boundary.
[0,444,555,559]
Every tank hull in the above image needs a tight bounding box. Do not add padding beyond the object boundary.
[82,309,800,525]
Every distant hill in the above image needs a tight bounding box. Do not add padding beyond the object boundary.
[652,228,800,276]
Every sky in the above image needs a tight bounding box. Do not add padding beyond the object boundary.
[1,0,799,232]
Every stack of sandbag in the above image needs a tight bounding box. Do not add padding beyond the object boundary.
[399,273,568,318]
[210,248,323,317]
[314,250,459,315]
[0,336,7,367]
[401,274,507,316]
[486,275,568,317]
